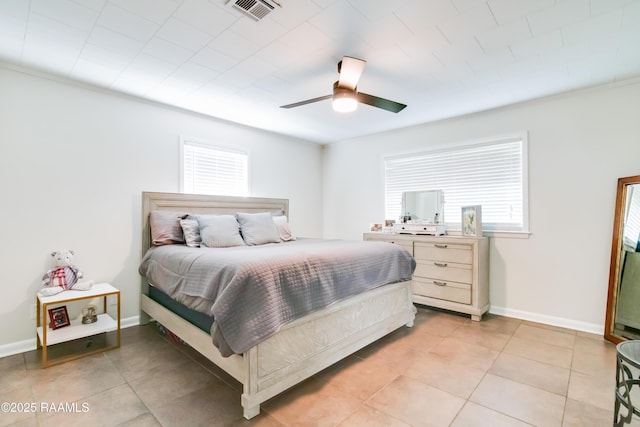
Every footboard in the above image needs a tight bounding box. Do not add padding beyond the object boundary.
[141,281,415,420]
[241,280,415,419]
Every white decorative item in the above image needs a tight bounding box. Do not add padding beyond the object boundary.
[461,205,482,237]
[392,222,446,236]
[38,250,94,297]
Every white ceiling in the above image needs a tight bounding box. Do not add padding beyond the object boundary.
[1,0,639,143]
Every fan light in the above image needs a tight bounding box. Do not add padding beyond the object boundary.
[332,94,358,113]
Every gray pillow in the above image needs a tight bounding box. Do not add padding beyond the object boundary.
[236,212,281,245]
[180,217,201,248]
[150,211,187,245]
[196,215,245,248]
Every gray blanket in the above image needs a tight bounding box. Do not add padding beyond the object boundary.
[139,238,415,356]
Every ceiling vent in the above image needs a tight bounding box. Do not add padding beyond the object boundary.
[225,0,277,21]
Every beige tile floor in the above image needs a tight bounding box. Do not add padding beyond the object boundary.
[0,306,628,426]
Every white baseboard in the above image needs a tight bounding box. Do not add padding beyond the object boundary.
[490,306,604,336]
[0,315,140,359]
[1,310,605,358]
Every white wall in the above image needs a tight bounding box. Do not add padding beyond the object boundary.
[323,79,640,332]
[0,66,323,349]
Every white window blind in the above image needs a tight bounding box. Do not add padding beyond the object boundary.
[385,136,527,232]
[181,138,248,197]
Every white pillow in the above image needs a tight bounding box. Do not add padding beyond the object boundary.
[196,215,245,248]
[236,212,281,245]
[273,215,296,241]
[180,217,201,248]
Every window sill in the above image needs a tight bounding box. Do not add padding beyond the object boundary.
[482,230,531,239]
[447,229,531,239]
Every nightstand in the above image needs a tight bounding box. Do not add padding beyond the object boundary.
[36,282,121,367]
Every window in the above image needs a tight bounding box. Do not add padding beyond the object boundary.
[181,137,249,196]
[384,135,528,233]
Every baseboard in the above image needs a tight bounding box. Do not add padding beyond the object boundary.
[489,306,604,336]
[0,315,140,358]
[1,310,605,358]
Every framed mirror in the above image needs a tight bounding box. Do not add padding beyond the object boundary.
[605,175,640,343]
[402,190,444,223]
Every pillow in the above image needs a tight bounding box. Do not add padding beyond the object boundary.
[180,217,201,248]
[236,212,281,245]
[273,215,296,241]
[150,211,187,245]
[196,214,245,248]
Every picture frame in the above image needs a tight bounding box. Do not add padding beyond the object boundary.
[461,205,482,237]
[48,306,70,330]
[370,223,383,232]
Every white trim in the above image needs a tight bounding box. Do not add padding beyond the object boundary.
[0,338,36,359]
[447,229,531,239]
[520,132,530,234]
[489,305,603,336]
[483,231,531,239]
[0,315,140,358]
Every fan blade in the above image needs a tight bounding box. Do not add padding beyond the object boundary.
[280,94,332,109]
[356,92,407,113]
[337,56,366,90]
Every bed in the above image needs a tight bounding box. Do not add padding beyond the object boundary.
[138,191,416,419]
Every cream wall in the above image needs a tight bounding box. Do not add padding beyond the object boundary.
[0,66,323,350]
[323,79,640,332]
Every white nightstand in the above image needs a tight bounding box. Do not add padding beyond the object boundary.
[36,282,121,367]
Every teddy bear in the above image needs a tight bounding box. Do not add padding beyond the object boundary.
[38,250,94,297]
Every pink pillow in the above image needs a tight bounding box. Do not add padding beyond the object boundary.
[150,211,188,245]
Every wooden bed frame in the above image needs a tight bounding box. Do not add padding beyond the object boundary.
[139,191,416,419]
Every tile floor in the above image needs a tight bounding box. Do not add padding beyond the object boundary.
[0,306,628,426]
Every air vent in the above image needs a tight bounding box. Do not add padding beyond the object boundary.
[226,0,276,21]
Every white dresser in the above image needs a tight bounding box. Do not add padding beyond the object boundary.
[364,233,489,321]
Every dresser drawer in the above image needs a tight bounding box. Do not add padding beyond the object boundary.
[364,236,413,255]
[412,277,471,304]
[414,242,472,264]
[414,261,472,284]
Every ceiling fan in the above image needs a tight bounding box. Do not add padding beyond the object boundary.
[280,56,407,113]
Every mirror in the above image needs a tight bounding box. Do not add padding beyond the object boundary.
[401,190,444,223]
[605,176,640,343]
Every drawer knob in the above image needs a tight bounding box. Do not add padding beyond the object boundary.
[434,262,448,267]
[434,281,447,286]
[434,244,448,248]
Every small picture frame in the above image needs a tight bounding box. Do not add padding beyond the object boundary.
[48,306,70,330]
[461,205,482,237]
[370,223,383,232]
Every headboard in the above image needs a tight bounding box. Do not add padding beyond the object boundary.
[141,191,289,257]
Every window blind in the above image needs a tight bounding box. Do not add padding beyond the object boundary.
[181,139,248,197]
[385,137,526,232]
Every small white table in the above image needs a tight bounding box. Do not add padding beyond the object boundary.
[36,282,120,367]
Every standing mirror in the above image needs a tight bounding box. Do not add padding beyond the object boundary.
[605,175,640,343]
[402,190,444,223]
